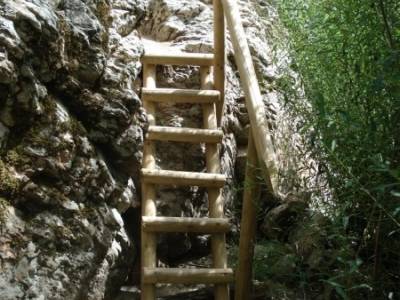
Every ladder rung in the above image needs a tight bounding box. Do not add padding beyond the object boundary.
[142,52,214,66]
[142,88,220,104]
[143,268,234,284]
[147,126,223,143]
[142,216,231,233]
[141,169,226,188]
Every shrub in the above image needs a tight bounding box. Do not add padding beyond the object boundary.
[262,0,400,297]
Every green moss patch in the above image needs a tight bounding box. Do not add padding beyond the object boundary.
[0,159,20,197]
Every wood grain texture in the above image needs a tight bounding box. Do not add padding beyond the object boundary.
[201,65,230,300]
[147,126,223,143]
[142,216,231,233]
[143,268,234,284]
[142,52,214,66]
[234,133,261,300]
[141,168,226,188]
[214,0,226,126]
[141,64,157,300]
[142,88,220,104]
[221,0,278,195]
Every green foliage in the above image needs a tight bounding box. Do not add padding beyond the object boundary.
[267,0,400,297]
[250,215,370,298]
[253,241,298,282]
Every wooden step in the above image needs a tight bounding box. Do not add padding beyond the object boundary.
[142,52,214,66]
[141,169,226,188]
[147,126,223,143]
[142,268,234,284]
[142,88,220,104]
[142,216,231,233]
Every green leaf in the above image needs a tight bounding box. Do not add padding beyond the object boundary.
[322,280,349,300]
[335,286,349,300]
[342,216,349,229]
[331,139,337,152]
[393,207,400,216]
[391,191,400,198]
[349,283,373,291]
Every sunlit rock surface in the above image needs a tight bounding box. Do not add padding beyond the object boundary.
[0,0,141,298]
[0,0,322,298]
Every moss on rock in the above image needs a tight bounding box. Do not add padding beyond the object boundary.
[0,196,10,224]
[0,160,20,197]
[5,148,31,167]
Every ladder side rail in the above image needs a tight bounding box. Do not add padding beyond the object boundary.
[221,0,278,195]
[201,67,230,300]
[219,0,281,298]
[213,0,226,127]
[234,132,261,300]
[141,64,158,300]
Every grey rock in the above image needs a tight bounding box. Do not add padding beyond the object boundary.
[261,198,307,240]
[0,53,16,84]
[0,121,8,149]
[0,0,141,298]
[0,0,327,298]
[118,178,139,212]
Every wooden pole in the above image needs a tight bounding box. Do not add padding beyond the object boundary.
[142,52,214,66]
[221,0,278,195]
[143,268,234,284]
[147,126,223,143]
[142,216,231,233]
[201,67,230,300]
[213,0,226,127]
[141,63,157,300]
[142,88,221,104]
[234,132,261,300]
[141,169,226,188]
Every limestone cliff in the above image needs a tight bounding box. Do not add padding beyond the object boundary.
[0,0,322,299]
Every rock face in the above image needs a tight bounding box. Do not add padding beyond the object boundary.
[0,0,143,298]
[0,0,323,299]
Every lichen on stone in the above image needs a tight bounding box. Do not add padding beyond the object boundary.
[0,196,10,224]
[0,159,20,197]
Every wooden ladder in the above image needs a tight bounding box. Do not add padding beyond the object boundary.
[140,2,232,299]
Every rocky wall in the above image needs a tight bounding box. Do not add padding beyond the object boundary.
[0,0,322,298]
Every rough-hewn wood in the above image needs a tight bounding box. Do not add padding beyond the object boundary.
[234,133,261,300]
[201,66,230,300]
[213,0,226,126]
[141,169,226,187]
[221,0,278,195]
[142,216,231,233]
[142,52,214,66]
[141,64,157,300]
[142,88,220,104]
[143,268,234,284]
[147,126,223,143]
